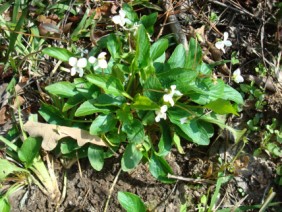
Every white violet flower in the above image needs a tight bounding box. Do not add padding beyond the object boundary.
[155,105,168,122]
[69,57,87,77]
[180,117,188,124]
[112,9,128,27]
[89,52,108,70]
[215,32,232,53]
[163,85,183,107]
[96,52,108,69]
[233,68,244,83]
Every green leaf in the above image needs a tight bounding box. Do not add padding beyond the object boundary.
[116,105,133,124]
[205,99,238,115]
[42,47,73,62]
[6,77,17,94]
[149,153,175,183]
[197,62,212,75]
[143,76,163,102]
[0,197,10,212]
[168,108,213,145]
[0,159,28,181]
[88,145,104,171]
[266,143,282,157]
[94,94,125,107]
[200,114,246,143]
[133,25,150,70]
[74,78,100,99]
[150,38,169,61]
[131,94,159,110]
[39,103,69,125]
[122,3,138,22]
[121,143,143,171]
[158,122,172,156]
[86,74,128,97]
[136,1,163,11]
[186,78,225,105]
[122,119,145,144]
[90,114,117,135]
[6,6,27,61]
[222,84,244,105]
[71,8,90,41]
[45,81,78,98]
[75,100,110,116]
[18,137,42,168]
[140,12,158,34]
[107,33,121,59]
[173,134,184,154]
[167,44,186,69]
[63,93,85,112]
[157,68,198,91]
[60,138,79,154]
[118,192,146,212]
[185,38,202,69]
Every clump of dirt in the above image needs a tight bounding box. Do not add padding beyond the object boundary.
[9,157,177,212]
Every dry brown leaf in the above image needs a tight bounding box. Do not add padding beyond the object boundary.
[23,121,106,151]
[0,106,8,125]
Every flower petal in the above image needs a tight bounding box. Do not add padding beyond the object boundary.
[223,32,229,41]
[119,9,126,18]
[98,52,107,59]
[69,57,77,67]
[98,59,108,69]
[233,68,241,75]
[215,41,224,50]
[224,40,232,47]
[234,75,244,83]
[170,85,177,90]
[77,58,87,68]
[160,105,168,113]
[155,115,160,122]
[71,67,77,76]
[78,68,84,77]
[112,15,122,25]
[174,90,183,96]
[88,56,97,64]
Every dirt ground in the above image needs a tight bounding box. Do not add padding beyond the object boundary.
[8,145,281,211]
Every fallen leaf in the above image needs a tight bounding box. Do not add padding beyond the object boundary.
[23,121,106,151]
[12,96,25,109]
[0,106,8,125]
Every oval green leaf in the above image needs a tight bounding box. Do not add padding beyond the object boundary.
[42,47,73,62]
[118,191,146,212]
[45,81,78,98]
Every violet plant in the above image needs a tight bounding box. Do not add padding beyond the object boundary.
[41,3,245,182]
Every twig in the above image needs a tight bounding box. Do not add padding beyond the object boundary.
[208,0,255,18]
[167,173,215,184]
[162,0,188,51]
[150,181,178,211]
[81,187,91,209]
[76,152,82,178]
[103,167,122,212]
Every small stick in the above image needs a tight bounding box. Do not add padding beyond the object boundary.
[103,167,122,212]
[151,181,178,211]
[208,0,255,18]
[167,173,215,184]
[162,0,188,51]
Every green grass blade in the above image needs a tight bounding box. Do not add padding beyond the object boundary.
[6,5,28,60]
